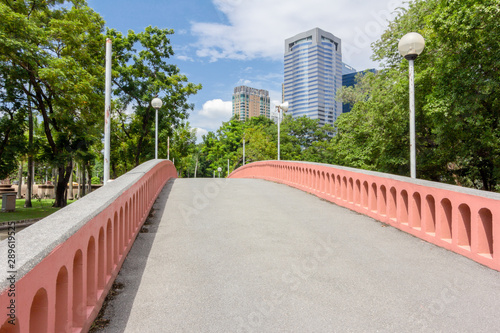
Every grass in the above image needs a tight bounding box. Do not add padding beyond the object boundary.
[0,198,75,224]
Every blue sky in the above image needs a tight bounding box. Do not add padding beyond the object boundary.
[86,0,406,141]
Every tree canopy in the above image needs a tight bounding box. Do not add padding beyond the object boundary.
[335,0,500,191]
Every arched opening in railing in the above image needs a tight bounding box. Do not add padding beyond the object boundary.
[424,195,436,234]
[0,318,19,333]
[478,208,493,257]
[355,179,361,205]
[348,178,354,203]
[98,227,105,289]
[125,201,130,242]
[388,187,397,220]
[119,207,124,255]
[326,172,330,194]
[72,250,84,328]
[411,192,422,229]
[370,183,377,212]
[87,237,96,307]
[342,177,348,201]
[379,185,387,216]
[30,288,48,333]
[55,266,69,333]
[106,219,113,276]
[113,212,119,265]
[362,181,369,209]
[440,199,453,242]
[458,204,472,249]
[321,171,327,193]
[399,190,409,224]
[330,174,335,196]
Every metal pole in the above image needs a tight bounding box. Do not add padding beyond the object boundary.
[155,108,158,159]
[167,136,170,160]
[227,159,229,176]
[243,138,245,165]
[277,108,281,161]
[104,38,112,185]
[409,59,416,179]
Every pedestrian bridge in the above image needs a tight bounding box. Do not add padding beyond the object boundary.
[1,160,500,332]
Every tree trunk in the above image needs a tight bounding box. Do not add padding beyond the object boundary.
[81,163,86,197]
[87,164,92,193]
[68,161,74,200]
[25,85,33,208]
[16,161,23,199]
[25,156,33,207]
[53,160,72,207]
[76,164,80,199]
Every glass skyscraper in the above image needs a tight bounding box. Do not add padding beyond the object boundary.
[284,28,343,126]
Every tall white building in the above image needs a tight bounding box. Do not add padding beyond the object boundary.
[284,28,343,126]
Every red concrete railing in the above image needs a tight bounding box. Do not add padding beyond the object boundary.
[229,161,500,271]
[0,160,176,333]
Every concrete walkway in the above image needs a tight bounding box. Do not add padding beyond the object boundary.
[100,178,500,332]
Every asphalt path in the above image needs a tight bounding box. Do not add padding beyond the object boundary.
[99,178,500,332]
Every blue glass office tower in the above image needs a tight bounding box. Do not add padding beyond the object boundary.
[284,28,343,126]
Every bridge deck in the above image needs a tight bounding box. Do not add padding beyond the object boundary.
[100,178,500,332]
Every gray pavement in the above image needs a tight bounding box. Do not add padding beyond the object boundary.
[100,178,500,332]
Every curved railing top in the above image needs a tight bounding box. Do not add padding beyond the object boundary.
[0,159,173,292]
[230,160,500,201]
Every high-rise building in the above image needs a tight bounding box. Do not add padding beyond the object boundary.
[284,28,343,126]
[232,86,271,121]
[342,68,376,113]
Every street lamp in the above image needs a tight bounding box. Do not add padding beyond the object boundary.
[398,32,425,179]
[275,101,289,161]
[217,167,222,178]
[151,97,163,160]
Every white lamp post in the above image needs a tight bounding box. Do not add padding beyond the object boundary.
[275,101,289,161]
[398,32,425,179]
[103,38,112,185]
[151,97,163,160]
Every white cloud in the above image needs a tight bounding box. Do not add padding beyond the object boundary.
[177,55,194,62]
[199,99,232,119]
[236,79,252,86]
[194,127,209,143]
[189,99,232,136]
[191,0,406,69]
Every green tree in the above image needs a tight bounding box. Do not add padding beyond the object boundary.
[166,122,197,177]
[0,0,106,206]
[107,27,202,168]
[199,115,337,177]
[336,0,500,190]
[280,115,334,162]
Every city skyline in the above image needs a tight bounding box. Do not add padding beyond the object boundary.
[86,0,407,141]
